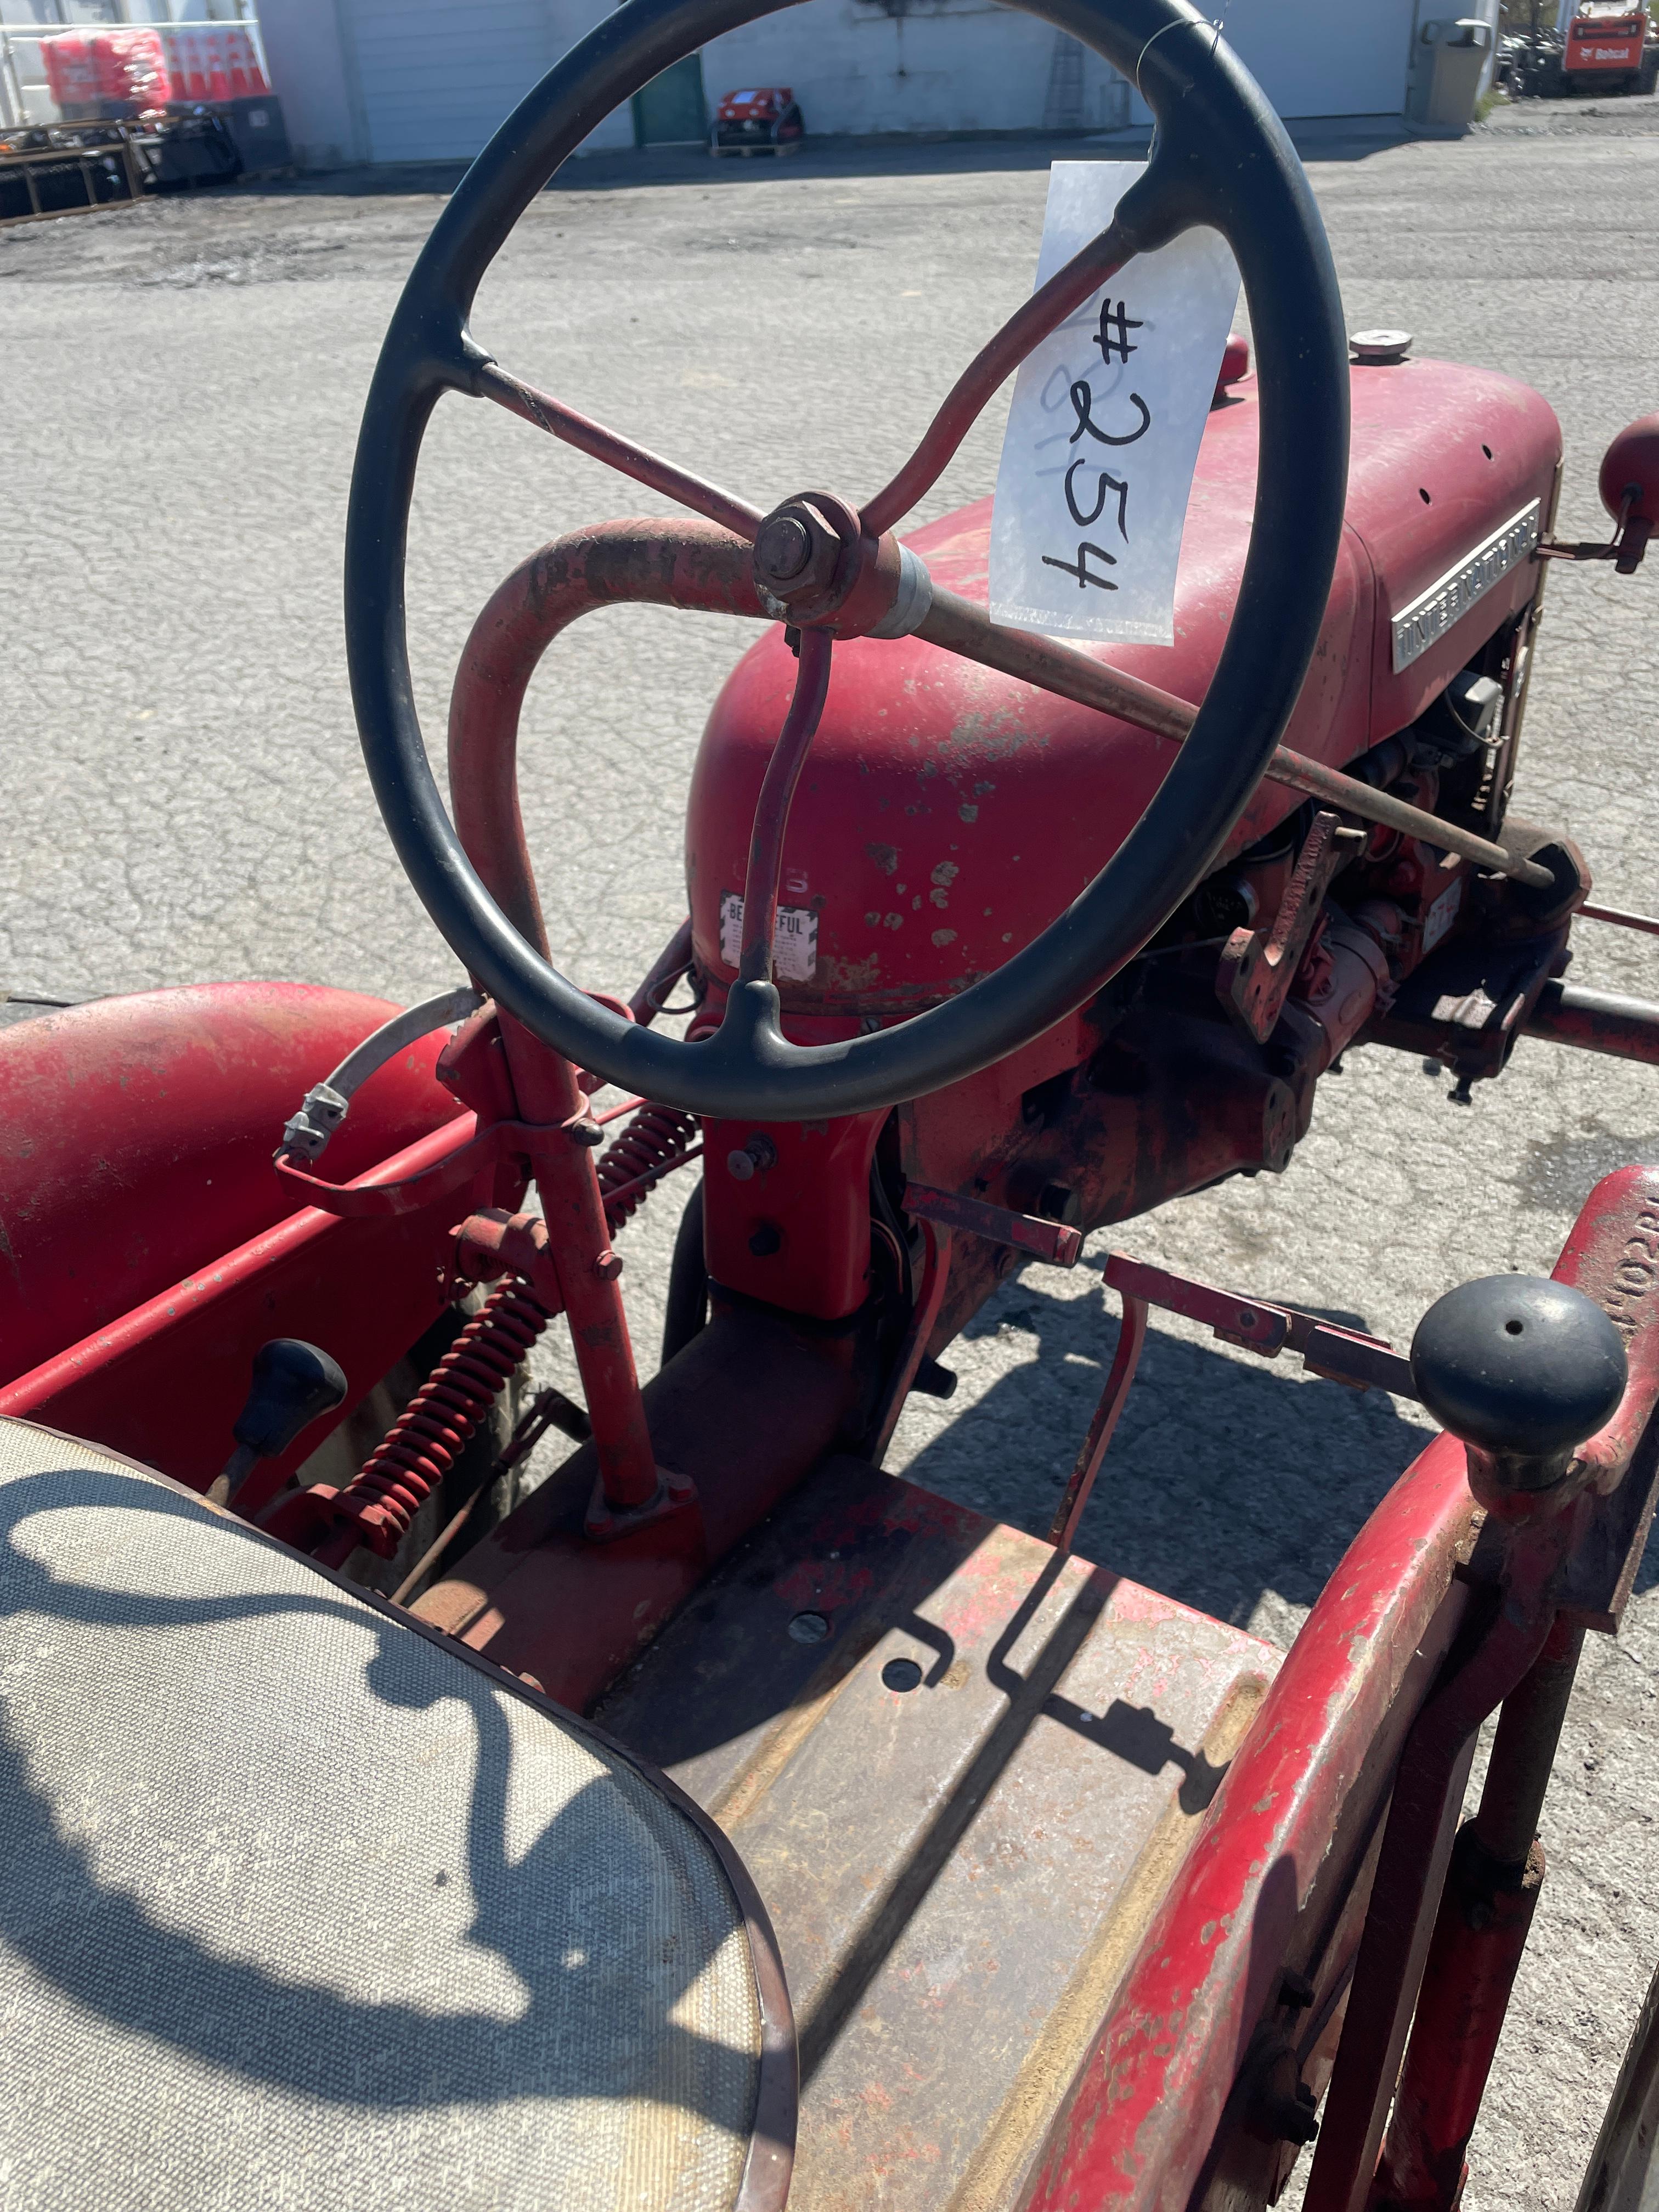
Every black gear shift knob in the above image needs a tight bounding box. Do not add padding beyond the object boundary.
[208,1339,348,1508]
[233,1338,348,1457]
[1409,1276,1626,1489]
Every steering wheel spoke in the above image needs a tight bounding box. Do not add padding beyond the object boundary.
[916,582,1194,743]
[858,128,1199,541]
[861,216,1135,539]
[734,627,835,990]
[475,359,763,541]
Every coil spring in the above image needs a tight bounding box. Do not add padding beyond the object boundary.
[333,1282,550,1556]
[597,1100,699,1227]
[332,1099,697,1561]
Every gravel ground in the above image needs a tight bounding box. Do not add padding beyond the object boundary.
[3,91,1657,2207]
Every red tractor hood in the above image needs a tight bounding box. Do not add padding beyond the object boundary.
[686,356,1560,1014]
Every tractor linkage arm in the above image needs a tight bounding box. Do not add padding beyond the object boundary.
[901,1180,1418,1559]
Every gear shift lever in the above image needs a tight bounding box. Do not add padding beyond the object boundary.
[207,1339,348,1508]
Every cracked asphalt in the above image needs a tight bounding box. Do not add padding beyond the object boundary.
[4,91,1657,2207]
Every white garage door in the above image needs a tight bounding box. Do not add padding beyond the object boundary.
[1226,0,1417,117]
[341,0,618,165]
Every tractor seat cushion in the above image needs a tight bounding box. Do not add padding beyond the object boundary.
[0,1417,791,2212]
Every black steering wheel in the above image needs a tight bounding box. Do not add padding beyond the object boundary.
[346,0,1348,1123]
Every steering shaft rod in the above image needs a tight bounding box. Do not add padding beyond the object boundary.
[916,583,1556,893]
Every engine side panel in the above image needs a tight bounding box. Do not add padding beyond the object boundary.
[1346,358,1562,734]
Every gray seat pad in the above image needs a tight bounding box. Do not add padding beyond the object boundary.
[0,1419,788,2212]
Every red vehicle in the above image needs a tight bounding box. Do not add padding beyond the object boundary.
[714,84,805,154]
[1564,1,1659,91]
[2,2,1658,2207]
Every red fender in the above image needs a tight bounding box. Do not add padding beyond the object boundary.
[0,983,472,1492]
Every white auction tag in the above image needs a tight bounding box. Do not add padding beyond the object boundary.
[989,163,1240,647]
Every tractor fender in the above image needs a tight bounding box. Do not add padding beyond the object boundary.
[0,981,458,1386]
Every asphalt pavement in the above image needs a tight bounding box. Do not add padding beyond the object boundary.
[4,89,1658,2208]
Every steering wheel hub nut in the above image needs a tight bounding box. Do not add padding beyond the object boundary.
[752,490,921,639]
[753,512,814,583]
[752,494,854,623]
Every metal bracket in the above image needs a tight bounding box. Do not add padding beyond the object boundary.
[1216,810,1358,1045]
[584,1466,698,1543]
[896,1188,1415,1397]
[1103,1251,1417,1398]
[902,1181,1082,1267]
[277,985,482,1160]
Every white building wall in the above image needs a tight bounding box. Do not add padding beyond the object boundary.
[258,0,361,168]
[258,0,1425,170]
[710,0,1418,133]
[259,0,631,166]
[706,1,1127,138]
[1219,0,1417,118]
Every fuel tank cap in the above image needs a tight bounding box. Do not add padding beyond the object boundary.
[1350,329,1414,365]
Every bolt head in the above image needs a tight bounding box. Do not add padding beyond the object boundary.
[752,498,847,612]
[755,513,813,582]
[594,1251,624,1282]
[727,1148,757,1181]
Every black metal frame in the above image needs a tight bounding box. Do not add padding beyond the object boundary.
[345,0,1350,1121]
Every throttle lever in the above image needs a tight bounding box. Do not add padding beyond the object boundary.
[207,1338,349,1508]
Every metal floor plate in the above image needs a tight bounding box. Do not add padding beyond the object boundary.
[595,1455,1279,2212]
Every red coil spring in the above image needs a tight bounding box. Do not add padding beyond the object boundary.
[597,1101,698,1227]
[328,1099,698,1562]
[332,1281,550,1556]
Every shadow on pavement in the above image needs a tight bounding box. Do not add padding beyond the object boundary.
[904,1254,1436,1637]
[235,115,1423,206]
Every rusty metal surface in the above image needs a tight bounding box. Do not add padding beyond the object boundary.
[474,360,764,542]
[1540,1166,1659,1632]
[735,627,834,985]
[295,1279,553,1562]
[592,1453,1277,2212]
[1523,978,1659,1066]
[1370,1836,1545,2211]
[1303,1529,1562,2211]
[1377,1618,1586,2209]
[859,222,1132,538]
[1578,902,1659,939]
[446,520,760,957]
[493,1015,662,1516]
[1367,922,1569,1082]
[911,588,1553,891]
[1101,1250,1415,1398]
[415,1304,863,1708]
[1016,1421,1481,2211]
[904,1181,1084,1268]
[1049,1292,1149,1553]
[1302,1167,1659,2212]
[687,351,1558,1028]
[1218,811,1351,1042]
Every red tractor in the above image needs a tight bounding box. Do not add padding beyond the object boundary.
[2,2,1657,2207]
